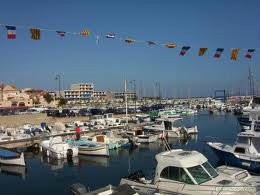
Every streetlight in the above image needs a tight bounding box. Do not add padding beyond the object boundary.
[55,74,61,99]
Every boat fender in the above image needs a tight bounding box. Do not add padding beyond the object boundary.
[33,143,40,149]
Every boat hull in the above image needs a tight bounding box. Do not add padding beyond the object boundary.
[208,143,260,173]
[78,145,109,157]
[0,152,25,166]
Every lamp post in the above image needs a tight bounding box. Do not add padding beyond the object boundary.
[55,74,61,99]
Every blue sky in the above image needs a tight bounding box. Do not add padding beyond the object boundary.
[0,0,259,97]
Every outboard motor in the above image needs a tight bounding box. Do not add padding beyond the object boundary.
[67,149,73,162]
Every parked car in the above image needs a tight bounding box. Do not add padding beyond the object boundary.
[78,108,91,116]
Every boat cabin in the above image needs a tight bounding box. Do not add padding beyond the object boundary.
[154,149,219,185]
[233,132,260,155]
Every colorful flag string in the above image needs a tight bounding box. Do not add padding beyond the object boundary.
[0,23,258,61]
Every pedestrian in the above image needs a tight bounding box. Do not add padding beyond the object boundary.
[75,124,81,140]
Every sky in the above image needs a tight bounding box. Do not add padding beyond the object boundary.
[0,0,259,98]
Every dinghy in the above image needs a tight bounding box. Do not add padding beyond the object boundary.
[0,147,25,166]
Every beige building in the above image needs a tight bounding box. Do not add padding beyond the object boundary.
[64,83,94,102]
[0,84,33,108]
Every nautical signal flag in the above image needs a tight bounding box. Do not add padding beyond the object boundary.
[147,41,156,46]
[56,31,66,37]
[180,46,191,56]
[198,48,207,56]
[245,49,255,59]
[230,48,240,61]
[214,48,224,58]
[30,28,40,40]
[6,26,16,39]
[106,32,115,39]
[125,38,135,43]
[80,29,90,36]
[166,43,176,48]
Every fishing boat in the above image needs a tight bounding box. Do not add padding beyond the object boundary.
[40,136,78,160]
[144,118,198,138]
[66,139,109,157]
[208,113,260,173]
[120,149,259,195]
[0,147,25,166]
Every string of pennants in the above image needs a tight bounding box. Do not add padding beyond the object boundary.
[1,24,257,61]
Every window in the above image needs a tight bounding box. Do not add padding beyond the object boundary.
[236,137,249,145]
[187,165,211,184]
[160,166,193,184]
[234,147,245,154]
[202,162,218,178]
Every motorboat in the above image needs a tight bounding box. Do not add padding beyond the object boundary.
[136,133,158,143]
[144,118,198,138]
[208,114,260,173]
[0,147,25,166]
[40,136,78,160]
[120,149,259,195]
[91,131,129,149]
[66,139,109,157]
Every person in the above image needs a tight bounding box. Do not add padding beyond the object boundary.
[75,124,81,140]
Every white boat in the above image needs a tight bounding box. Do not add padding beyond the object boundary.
[66,139,109,157]
[208,113,260,173]
[91,132,130,149]
[40,136,78,160]
[0,147,25,166]
[144,118,198,138]
[136,134,158,143]
[120,149,259,195]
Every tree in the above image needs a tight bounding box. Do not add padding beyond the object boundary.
[43,93,53,104]
[58,98,67,107]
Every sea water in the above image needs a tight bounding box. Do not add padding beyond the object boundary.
[0,111,240,195]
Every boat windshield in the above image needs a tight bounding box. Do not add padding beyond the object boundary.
[202,161,218,178]
[187,165,212,184]
[236,136,249,145]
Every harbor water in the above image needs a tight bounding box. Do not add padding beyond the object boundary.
[0,111,241,195]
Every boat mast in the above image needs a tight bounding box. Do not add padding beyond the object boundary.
[125,79,128,129]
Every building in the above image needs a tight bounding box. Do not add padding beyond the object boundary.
[93,91,106,99]
[0,84,33,108]
[113,91,137,100]
[64,83,95,102]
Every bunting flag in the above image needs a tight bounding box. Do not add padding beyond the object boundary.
[30,28,40,40]
[147,41,156,46]
[198,48,208,56]
[166,43,176,48]
[125,38,135,43]
[180,46,191,56]
[245,49,255,59]
[6,26,16,39]
[56,31,66,37]
[106,32,115,39]
[80,29,90,36]
[230,48,240,61]
[214,48,224,58]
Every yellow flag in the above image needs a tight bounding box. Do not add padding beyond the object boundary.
[30,28,40,40]
[198,48,207,56]
[231,48,240,61]
[80,29,90,36]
